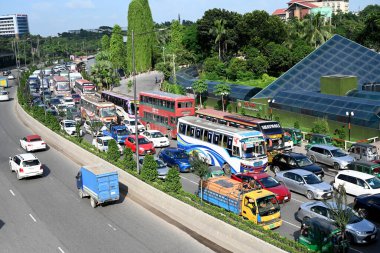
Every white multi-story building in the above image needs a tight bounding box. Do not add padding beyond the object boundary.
[0,14,29,37]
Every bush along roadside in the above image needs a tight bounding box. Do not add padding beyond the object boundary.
[17,70,310,253]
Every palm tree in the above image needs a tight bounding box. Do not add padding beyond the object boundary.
[214,82,231,112]
[192,79,208,108]
[209,19,227,60]
[90,61,119,91]
[302,13,332,48]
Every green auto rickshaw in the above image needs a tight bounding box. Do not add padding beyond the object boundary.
[298,217,349,253]
[283,127,303,146]
[305,134,334,150]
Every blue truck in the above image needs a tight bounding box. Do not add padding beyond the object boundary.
[76,165,120,208]
[102,124,131,144]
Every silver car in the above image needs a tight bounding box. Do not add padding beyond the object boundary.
[306,144,354,170]
[296,201,377,244]
[274,169,332,200]
[139,158,169,179]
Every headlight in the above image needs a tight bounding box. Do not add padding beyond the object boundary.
[355,230,367,235]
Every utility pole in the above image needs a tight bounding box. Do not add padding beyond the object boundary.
[132,30,140,174]
[172,54,176,84]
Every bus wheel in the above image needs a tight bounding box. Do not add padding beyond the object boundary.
[223,163,231,176]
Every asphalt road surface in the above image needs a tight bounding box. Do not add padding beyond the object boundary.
[0,77,215,253]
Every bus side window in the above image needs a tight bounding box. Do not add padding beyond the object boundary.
[213,133,220,145]
[207,131,213,143]
[203,129,208,141]
[185,124,191,136]
[195,128,202,140]
[221,135,227,148]
[232,146,240,157]
[190,127,195,137]
[226,136,233,156]
[179,123,186,134]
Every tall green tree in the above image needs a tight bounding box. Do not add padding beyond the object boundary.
[192,79,208,108]
[190,152,209,205]
[302,13,332,48]
[214,83,231,112]
[101,34,110,51]
[90,61,120,90]
[127,0,155,74]
[209,19,226,60]
[109,25,126,70]
[168,20,183,53]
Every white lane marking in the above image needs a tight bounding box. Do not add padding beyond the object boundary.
[58,247,65,253]
[282,220,300,229]
[107,223,117,231]
[9,189,15,196]
[29,214,37,222]
[350,248,363,253]
[180,176,198,185]
[291,198,304,204]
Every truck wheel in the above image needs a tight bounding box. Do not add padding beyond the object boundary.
[306,191,314,200]
[78,189,84,199]
[90,197,97,208]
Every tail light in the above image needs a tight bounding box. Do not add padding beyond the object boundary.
[41,142,46,145]
[19,168,24,173]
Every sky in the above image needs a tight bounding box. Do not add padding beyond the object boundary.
[2,0,379,36]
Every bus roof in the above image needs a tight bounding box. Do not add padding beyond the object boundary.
[81,94,115,107]
[102,90,135,101]
[179,116,263,138]
[53,76,69,82]
[196,108,230,119]
[140,91,194,101]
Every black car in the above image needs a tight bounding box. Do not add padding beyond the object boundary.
[271,152,324,178]
[353,194,380,220]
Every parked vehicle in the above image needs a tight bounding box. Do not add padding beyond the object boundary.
[353,193,380,220]
[349,143,379,162]
[348,161,380,178]
[158,147,192,172]
[102,124,131,144]
[200,176,282,230]
[124,135,155,156]
[76,165,119,208]
[141,130,170,148]
[298,217,348,253]
[283,127,303,146]
[0,90,9,101]
[231,172,291,203]
[306,144,354,170]
[305,134,334,150]
[60,120,82,136]
[20,135,46,152]
[138,158,169,179]
[92,136,123,154]
[271,152,324,178]
[275,169,333,200]
[0,76,9,88]
[297,201,377,244]
[9,153,43,180]
[333,170,380,196]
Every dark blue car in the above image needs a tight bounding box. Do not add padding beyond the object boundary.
[158,147,192,172]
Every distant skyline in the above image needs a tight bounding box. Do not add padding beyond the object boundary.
[2,0,379,36]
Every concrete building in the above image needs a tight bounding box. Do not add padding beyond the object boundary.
[0,14,29,37]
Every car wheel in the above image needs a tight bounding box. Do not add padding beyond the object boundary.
[346,232,355,244]
[90,197,97,208]
[306,190,314,200]
[78,189,84,199]
[16,171,21,180]
[357,208,368,218]
[272,165,281,174]
[334,163,341,170]
[310,155,316,163]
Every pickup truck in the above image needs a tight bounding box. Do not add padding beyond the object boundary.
[76,165,119,208]
[200,176,282,230]
[102,124,131,144]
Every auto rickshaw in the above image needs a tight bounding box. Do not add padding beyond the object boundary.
[298,217,349,253]
[283,127,303,146]
[305,134,334,150]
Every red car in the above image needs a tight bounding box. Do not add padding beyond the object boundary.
[231,172,291,203]
[124,135,155,155]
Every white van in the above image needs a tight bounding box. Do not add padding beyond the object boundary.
[333,170,380,196]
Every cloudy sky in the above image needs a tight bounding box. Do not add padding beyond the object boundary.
[3,0,378,36]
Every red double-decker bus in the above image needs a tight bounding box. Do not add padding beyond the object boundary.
[139,91,195,139]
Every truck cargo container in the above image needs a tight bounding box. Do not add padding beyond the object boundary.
[0,77,9,88]
[76,164,119,208]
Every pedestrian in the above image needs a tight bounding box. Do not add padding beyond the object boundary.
[155,76,158,83]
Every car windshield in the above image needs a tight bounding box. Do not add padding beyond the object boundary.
[257,195,280,216]
[65,122,75,127]
[151,132,164,138]
[22,159,40,167]
[258,176,280,188]
[365,177,380,189]
[156,160,166,168]
[331,149,347,157]
[100,107,116,117]
[117,129,129,136]
[296,157,313,167]
[174,151,188,159]
[138,137,150,144]
[303,174,322,184]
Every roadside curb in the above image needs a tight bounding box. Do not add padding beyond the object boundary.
[15,100,286,253]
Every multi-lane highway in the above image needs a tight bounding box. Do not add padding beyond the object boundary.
[0,78,215,253]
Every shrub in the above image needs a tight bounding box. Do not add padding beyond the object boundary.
[311,118,329,134]
[163,167,182,193]
[107,139,120,162]
[294,121,300,129]
[141,155,158,182]
[123,147,137,171]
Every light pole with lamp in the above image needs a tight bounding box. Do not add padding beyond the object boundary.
[346,111,354,141]
[268,99,275,120]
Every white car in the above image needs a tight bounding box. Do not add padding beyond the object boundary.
[20,135,47,152]
[9,153,43,180]
[141,130,170,148]
[0,90,9,101]
[92,136,123,154]
[60,120,82,136]
[7,74,15,80]
[123,118,145,134]
[62,97,75,107]
[333,170,380,196]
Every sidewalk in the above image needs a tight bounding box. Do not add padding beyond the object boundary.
[114,70,163,96]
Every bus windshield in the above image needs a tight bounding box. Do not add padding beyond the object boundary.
[57,82,69,91]
[83,86,95,94]
[99,107,116,117]
[241,139,266,158]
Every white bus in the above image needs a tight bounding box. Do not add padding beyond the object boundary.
[177,116,268,174]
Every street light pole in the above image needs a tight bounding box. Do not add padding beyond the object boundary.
[346,111,354,141]
[132,30,140,174]
[268,99,275,120]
